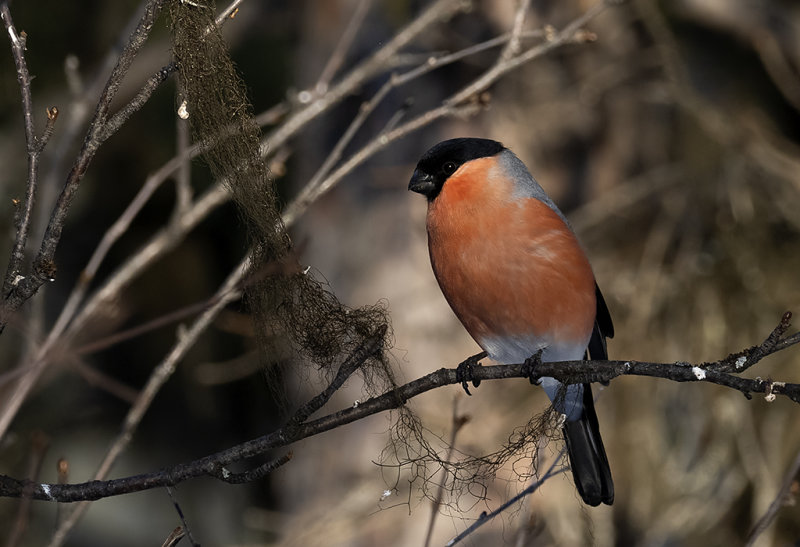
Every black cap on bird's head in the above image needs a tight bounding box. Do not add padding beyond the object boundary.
[409,138,505,201]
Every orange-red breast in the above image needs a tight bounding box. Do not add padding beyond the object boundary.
[409,137,614,506]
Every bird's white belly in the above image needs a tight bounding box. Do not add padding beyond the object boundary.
[479,334,586,420]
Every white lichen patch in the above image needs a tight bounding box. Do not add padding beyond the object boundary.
[178,100,189,119]
[692,366,706,380]
[41,483,53,500]
[735,356,747,369]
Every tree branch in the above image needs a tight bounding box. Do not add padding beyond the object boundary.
[0,325,388,502]
[0,3,57,298]
[0,0,167,331]
[746,446,800,546]
[1,313,796,503]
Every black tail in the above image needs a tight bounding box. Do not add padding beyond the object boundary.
[563,383,614,506]
[564,283,615,506]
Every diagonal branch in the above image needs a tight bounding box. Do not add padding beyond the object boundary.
[446,447,567,546]
[0,325,388,503]
[745,446,800,546]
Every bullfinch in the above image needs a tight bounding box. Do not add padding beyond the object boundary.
[408,137,614,506]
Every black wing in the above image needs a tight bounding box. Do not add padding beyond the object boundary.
[587,283,613,360]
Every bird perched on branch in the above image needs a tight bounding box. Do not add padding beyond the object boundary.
[408,137,614,506]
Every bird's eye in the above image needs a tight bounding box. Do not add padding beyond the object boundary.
[442,161,457,176]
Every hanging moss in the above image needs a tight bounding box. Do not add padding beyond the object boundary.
[168,0,392,395]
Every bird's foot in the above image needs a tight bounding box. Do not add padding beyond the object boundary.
[456,351,487,396]
[522,349,544,385]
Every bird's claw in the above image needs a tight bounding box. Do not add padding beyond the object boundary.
[456,351,487,396]
[522,349,544,384]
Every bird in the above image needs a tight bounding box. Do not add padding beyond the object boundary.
[408,137,614,506]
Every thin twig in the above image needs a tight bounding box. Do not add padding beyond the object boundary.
[424,398,469,547]
[0,3,50,298]
[754,29,800,113]
[30,0,153,281]
[745,447,800,546]
[282,0,607,226]
[174,87,193,219]
[313,0,372,94]
[46,253,248,547]
[4,431,49,547]
[166,487,198,547]
[101,62,178,142]
[161,527,186,547]
[288,324,388,426]
[500,0,532,62]
[66,359,139,404]
[446,447,567,546]
[0,0,167,331]
[215,0,247,26]
[261,0,469,154]
[447,0,606,107]
[0,183,231,443]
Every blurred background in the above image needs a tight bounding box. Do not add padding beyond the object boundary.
[0,0,799,545]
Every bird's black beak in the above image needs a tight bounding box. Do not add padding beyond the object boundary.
[408,169,436,198]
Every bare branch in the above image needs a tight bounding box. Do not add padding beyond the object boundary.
[0,183,231,443]
[100,62,178,142]
[161,527,186,547]
[446,447,567,546]
[424,398,470,547]
[4,431,49,547]
[1,314,797,504]
[746,447,800,546]
[261,0,470,153]
[0,0,167,331]
[313,0,372,94]
[447,0,606,106]
[46,252,249,546]
[1,324,387,505]
[282,0,608,225]
[215,0,247,26]
[0,3,54,298]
